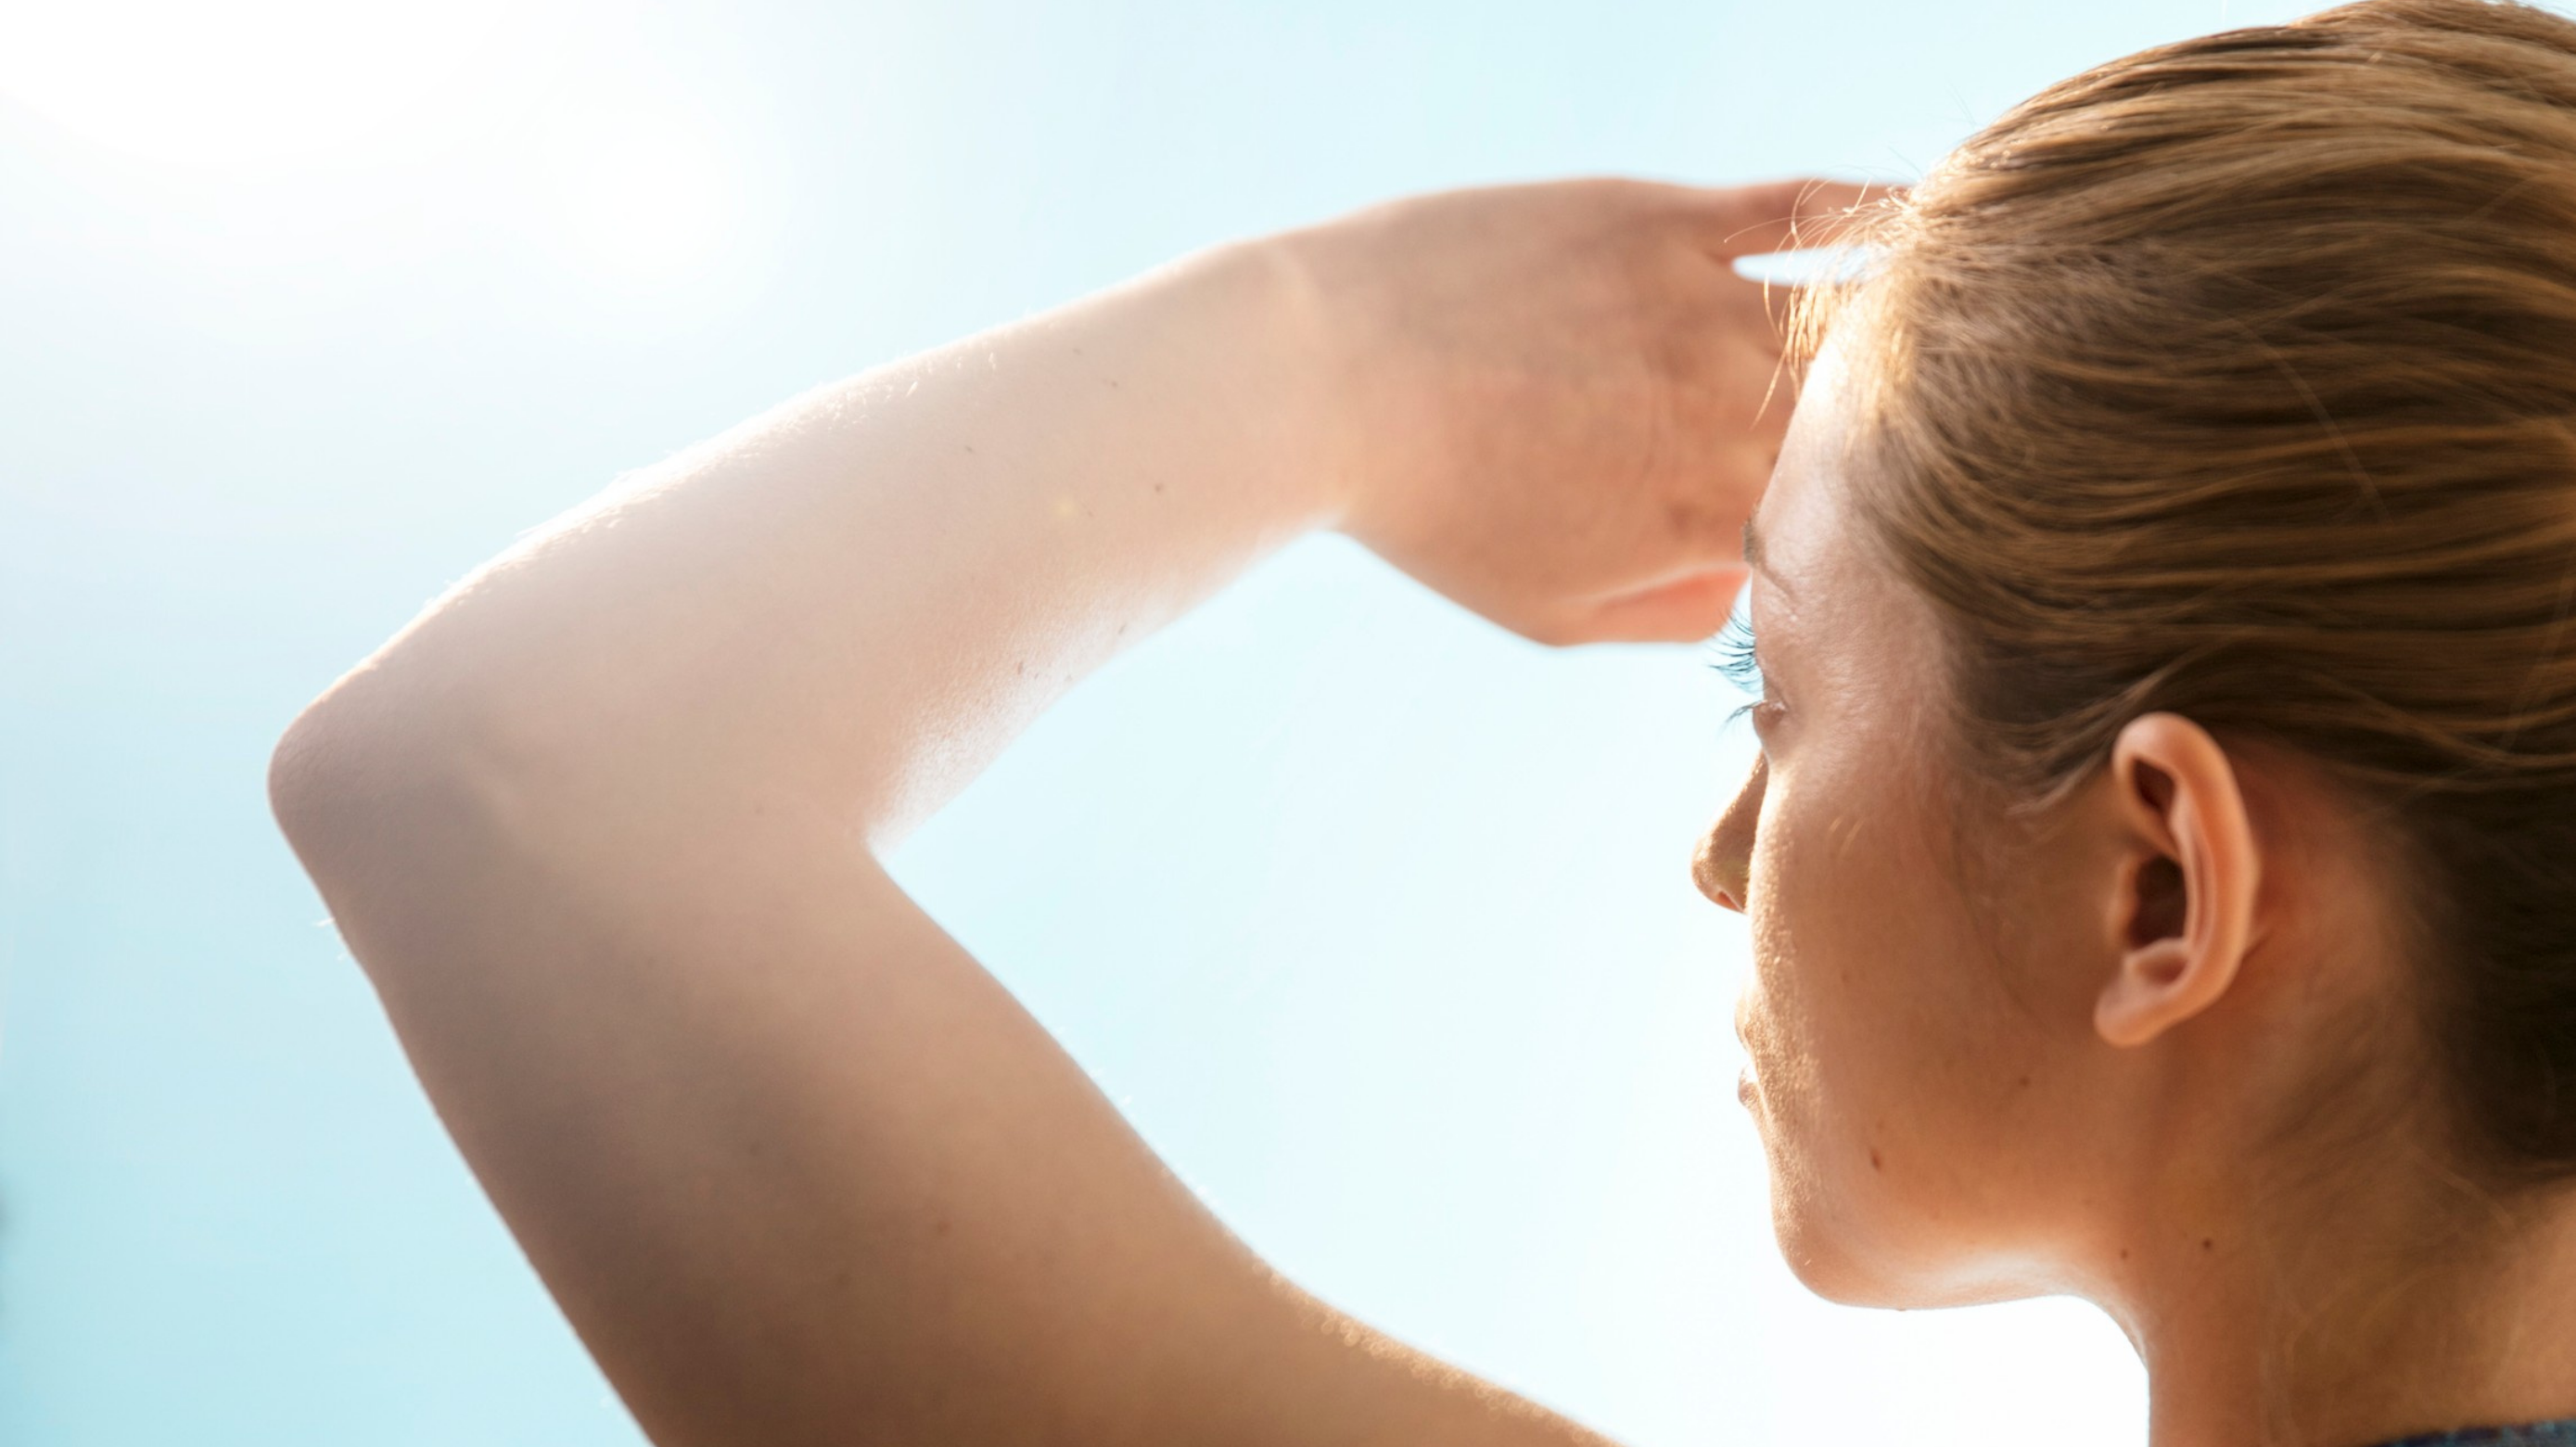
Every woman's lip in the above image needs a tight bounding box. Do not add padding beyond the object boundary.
[1737,1064,1757,1106]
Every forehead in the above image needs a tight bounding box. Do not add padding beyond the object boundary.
[1748,341,1871,613]
[1744,337,1961,767]
[1743,337,1958,715]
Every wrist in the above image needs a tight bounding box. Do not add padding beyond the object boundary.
[1208,228,1373,536]
[1257,206,1460,557]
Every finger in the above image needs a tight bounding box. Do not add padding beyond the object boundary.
[1690,177,1900,258]
[1711,269,1802,345]
[1677,327,1800,449]
[1574,567,1749,646]
[1737,333,1804,442]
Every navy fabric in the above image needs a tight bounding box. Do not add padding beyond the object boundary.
[2377,1423,2576,1446]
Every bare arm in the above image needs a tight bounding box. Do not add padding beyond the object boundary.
[269,177,1865,1447]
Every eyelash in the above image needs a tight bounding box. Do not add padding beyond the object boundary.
[1706,608,1770,729]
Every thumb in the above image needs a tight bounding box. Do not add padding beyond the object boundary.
[1572,568,1749,645]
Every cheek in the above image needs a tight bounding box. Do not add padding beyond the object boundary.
[1742,759,1962,1149]
[1738,749,2051,1298]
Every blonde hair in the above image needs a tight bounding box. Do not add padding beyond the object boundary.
[1809,0,2576,1183]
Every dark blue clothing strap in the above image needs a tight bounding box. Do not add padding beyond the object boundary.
[2377,1422,2576,1446]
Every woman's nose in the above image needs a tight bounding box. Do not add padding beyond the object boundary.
[1692,754,1766,913]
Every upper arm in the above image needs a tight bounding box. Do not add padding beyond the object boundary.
[270,693,1615,1447]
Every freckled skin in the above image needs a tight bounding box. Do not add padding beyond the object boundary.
[273,137,2576,1436]
[277,178,1879,1447]
[1706,353,2124,1307]
[1694,343,2576,1442]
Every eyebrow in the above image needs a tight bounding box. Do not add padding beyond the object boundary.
[1741,514,1798,602]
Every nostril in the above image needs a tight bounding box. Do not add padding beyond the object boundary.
[1692,826,1754,914]
[1693,754,1765,914]
[1692,833,1750,913]
[1691,839,1728,909]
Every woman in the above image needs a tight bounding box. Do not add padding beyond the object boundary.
[270,0,2576,1442]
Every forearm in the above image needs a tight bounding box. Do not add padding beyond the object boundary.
[268,175,1832,1447]
[265,236,1531,1445]
[283,237,1340,856]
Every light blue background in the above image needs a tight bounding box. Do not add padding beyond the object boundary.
[0,1,2362,1442]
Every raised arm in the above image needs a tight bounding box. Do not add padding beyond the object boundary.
[269,177,1863,1447]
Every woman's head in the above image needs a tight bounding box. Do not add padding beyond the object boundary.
[1700,0,2576,1311]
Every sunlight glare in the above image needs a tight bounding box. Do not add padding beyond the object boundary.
[543,99,747,287]
[0,0,547,171]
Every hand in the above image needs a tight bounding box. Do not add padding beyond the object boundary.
[1284,176,1883,645]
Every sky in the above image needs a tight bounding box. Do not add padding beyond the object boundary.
[0,1,2379,1442]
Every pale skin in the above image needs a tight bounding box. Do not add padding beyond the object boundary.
[1702,345,2576,1444]
[269,177,2576,1447]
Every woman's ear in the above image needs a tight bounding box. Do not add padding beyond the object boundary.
[2095,713,2261,1049]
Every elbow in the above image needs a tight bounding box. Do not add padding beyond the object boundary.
[267,681,371,876]
[269,672,420,913]
[270,680,399,980]
[267,666,511,962]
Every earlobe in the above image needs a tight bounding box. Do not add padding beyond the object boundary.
[2094,715,2261,1049]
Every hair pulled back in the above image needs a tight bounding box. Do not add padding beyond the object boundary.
[1818,0,2576,1184]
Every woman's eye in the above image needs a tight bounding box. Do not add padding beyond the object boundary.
[1707,608,1777,736]
[1726,698,1786,749]
[1709,608,1760,684]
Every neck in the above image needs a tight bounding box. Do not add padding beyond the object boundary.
[2108,1164,2576,1447]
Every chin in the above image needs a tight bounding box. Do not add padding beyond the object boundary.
[1767,1190,1917,1306]
[1761,1163,2052,1311]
